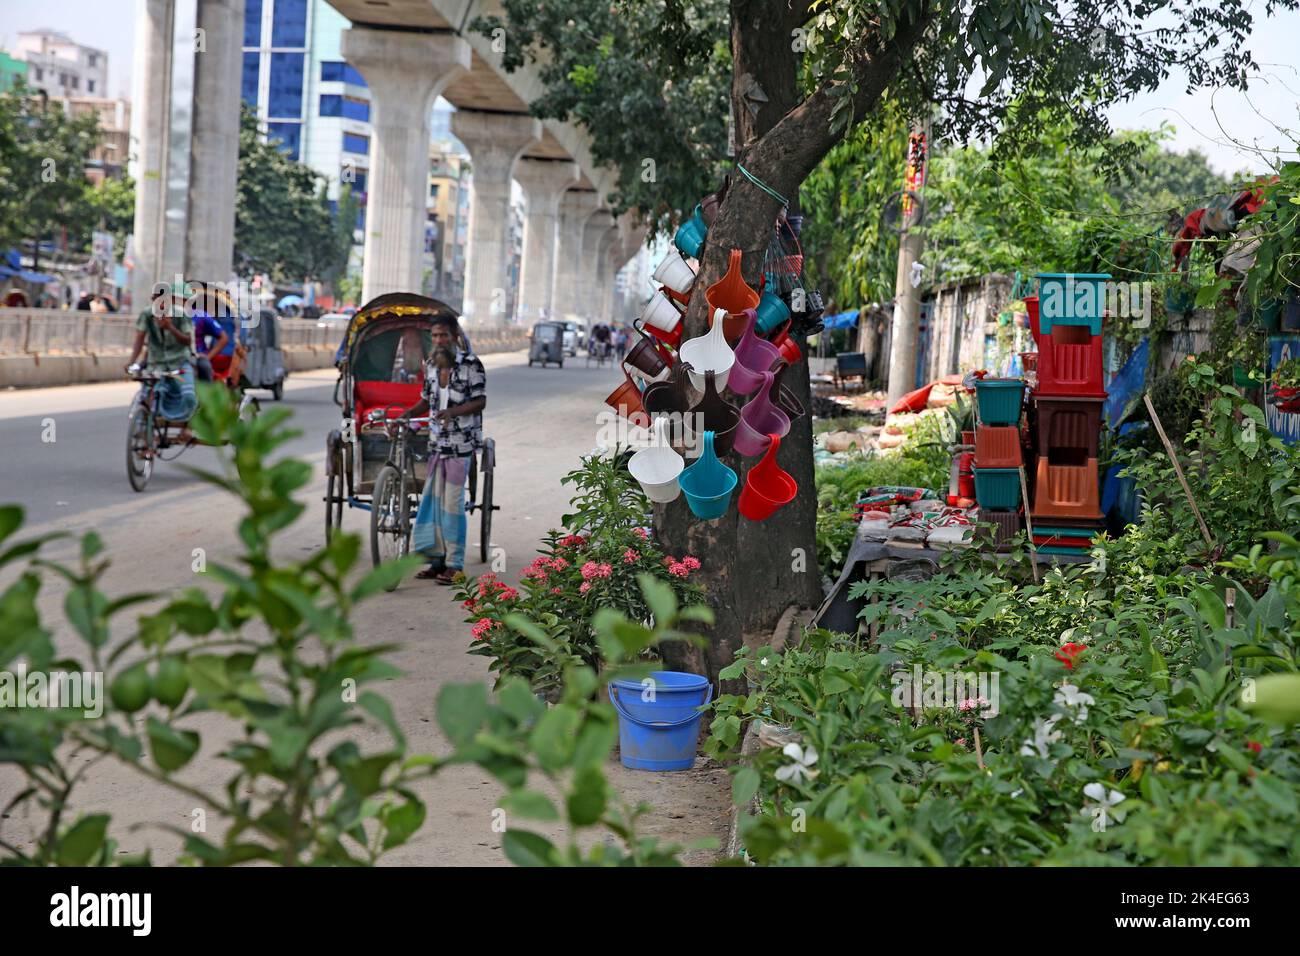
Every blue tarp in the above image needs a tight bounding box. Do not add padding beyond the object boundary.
[0,263,57,284]
[1103,336,1149,430]
[822,309,860,330]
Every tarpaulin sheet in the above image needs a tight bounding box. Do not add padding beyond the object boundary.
[1103,336,1149,429]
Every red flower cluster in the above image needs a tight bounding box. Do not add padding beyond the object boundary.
[623,548,641,564]
[558,534,587,548]
[580,561,613,581]
[1054,642,1086,670]
[662,555,701,578]
[473,575,519,602]
[522,555,570,583]
[470,618,498,642]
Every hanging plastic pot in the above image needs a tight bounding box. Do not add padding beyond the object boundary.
[770,363,805,422]
[638,316,682,351]
[628,417,685,503]
[662,284,692,308]
[727,310,783,398]
[644,361,694,451]
[605,368,646,421]
[678,430,738,520]
[642,290,683,334]
[686,369,741,458]
[652,247,697,295]
[674,205,707,259]
[679,309,735,392]
[755,290,792,335]
[625,325,671,381]
[733,370,791,457]
[770,322,802,365]
[705,248,760,339]
[738,433,798,521]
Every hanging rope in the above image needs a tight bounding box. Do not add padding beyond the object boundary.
[736,162,789,209]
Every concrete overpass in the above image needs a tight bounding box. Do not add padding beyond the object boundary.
[129,0,646,327]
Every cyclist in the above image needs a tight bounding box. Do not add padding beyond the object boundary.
[400,313,486,584]
[125,285,198,422]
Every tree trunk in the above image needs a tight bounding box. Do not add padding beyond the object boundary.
[656,4,932,693]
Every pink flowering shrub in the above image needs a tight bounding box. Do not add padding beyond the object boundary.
[454,450,704,692]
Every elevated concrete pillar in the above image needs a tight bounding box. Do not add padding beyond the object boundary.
[579,211,614,323]
[514,158,578,323]
[553,190,599,320]
[595,225,620,322]
[344,28,470,303]
[451,110,541,326]
[187,0,244,283]
[128,0,173,309]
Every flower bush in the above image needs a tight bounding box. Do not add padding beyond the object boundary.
[707,521,1300,866]
[456,450,704,695]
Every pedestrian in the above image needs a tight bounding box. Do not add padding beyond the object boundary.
[400,314,487,584]
[614,325,629,361]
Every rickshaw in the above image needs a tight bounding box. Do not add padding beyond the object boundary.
[528,320,565,368]
[242,307,288,400]
[324,292,497,571]
[125,281,259,492]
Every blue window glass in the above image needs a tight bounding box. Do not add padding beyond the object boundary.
[244,0,262,47]
[343,98,369,122]
[342,133,369,156]
[320,61,366,87]
[268,51,304,118]
[241,53,260,107]
[271,0,307,47]
[319,94,341,117]
[321,96,368,122]
[267,121,301,159]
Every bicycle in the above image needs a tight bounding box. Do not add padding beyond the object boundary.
[125,364,259,492]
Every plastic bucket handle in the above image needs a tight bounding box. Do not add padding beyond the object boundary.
[608,683,714,727]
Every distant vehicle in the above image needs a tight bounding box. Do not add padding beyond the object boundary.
[316,312,351,328]
[562,320,585,356]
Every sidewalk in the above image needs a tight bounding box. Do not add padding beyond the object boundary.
[0,353,730,865]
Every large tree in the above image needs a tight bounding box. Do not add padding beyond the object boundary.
[487,0,1293,687]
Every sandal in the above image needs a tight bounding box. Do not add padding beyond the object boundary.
[434,568,460,585]
[414,562,446,580]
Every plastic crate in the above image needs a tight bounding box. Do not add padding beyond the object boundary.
[973,466,1022,509]
[1034,322,1106,398]
[975,378,1026,426]
[976,507,1021,550]
[975,425,1022,468]
[1033,395,1104,460]
[1035,273,1109,334]
[1031,457,1102,520]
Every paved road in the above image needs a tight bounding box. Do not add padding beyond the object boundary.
[0,352,729,865]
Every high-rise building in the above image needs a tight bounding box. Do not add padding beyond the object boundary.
[14,28,107,98]
[240,0,371,239]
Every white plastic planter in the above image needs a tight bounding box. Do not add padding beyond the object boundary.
[628,418,685,503]
[641,290,683,333]
[679,309,735,392]
[652,247,697,295]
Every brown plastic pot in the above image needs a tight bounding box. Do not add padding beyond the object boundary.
[686,369,740,458]
[604,368,646,421]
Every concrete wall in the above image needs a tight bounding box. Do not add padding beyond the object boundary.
[0,310,527,389]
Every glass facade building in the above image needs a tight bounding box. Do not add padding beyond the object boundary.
[240,0,371,234]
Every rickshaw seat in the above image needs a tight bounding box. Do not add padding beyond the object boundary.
[354,379,423,424]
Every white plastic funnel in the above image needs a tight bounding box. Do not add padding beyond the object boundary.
[679,309,735,392]
[652,247,697,294]
[628,418,685,503]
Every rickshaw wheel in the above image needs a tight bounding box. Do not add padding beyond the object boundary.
[370,465,411,581]
[126,400,154,492]
[479,440,495,565]
[325,441,345,542]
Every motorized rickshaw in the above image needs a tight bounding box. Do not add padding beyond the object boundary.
[242,307,288,400]
[125,281,259,492]
[324,292,497,572]
[528,320,565,368]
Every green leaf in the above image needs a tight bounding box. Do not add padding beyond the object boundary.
[565,765,608,826]
[350,555,425,601]
[380,794,426,849]
[732,767,760,807]
[529,704,581,772]
[501,789,560,822]
[56,814,110,866]
[437,682,488,748]
[501,829,559,867]
[146,716,200,772]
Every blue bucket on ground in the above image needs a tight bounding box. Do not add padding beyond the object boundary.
[608,671,712,771]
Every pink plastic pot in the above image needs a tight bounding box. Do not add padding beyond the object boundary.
[733,370,791,457]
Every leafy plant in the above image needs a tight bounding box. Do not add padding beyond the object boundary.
[1273,357,1300,390]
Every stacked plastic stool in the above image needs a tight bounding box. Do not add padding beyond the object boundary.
[1025,273,1107,552]
[972,375,1026,550]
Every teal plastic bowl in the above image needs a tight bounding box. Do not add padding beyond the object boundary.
[975,378,1025,426]
[973,467,1022,510]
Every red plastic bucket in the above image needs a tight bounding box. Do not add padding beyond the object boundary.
[738,433,798,521]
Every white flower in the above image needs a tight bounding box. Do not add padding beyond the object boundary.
[1054,683,1095,724]
[1019,714,1062,759]
[760,657,769,667]
[774,742,819,784]
[1082,782,1126,831]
